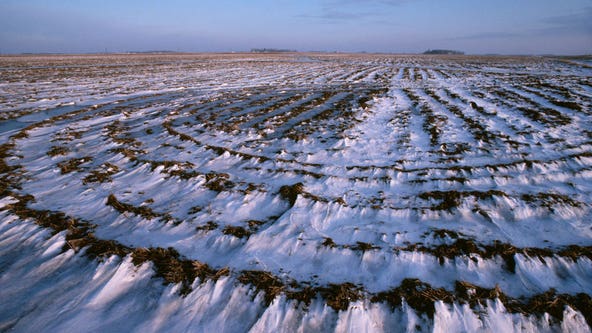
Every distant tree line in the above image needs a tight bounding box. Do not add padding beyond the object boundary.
[251,48,297,53]
[423,49,464,55]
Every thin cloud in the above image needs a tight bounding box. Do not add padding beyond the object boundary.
[453,32,521,40]
[297,0,408,23]
[538,6,592,35]
[327,0,411,5]
[296,10,376,21]
[448,7,592,47]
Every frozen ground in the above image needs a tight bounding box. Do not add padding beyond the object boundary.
[0,53,591,332]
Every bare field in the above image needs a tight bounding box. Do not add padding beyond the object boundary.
[1,53,591,332]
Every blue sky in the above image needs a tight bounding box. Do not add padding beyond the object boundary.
[1,0,590,54]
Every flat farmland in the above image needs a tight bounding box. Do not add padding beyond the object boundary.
[0,53,591,332]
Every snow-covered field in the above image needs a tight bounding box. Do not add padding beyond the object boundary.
[0,53,591,332]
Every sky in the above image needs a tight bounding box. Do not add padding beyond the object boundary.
[0,0,590,55]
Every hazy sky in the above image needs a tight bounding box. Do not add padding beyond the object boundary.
[1,0,590,55]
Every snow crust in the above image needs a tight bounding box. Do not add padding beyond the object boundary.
[0,54,591,332]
